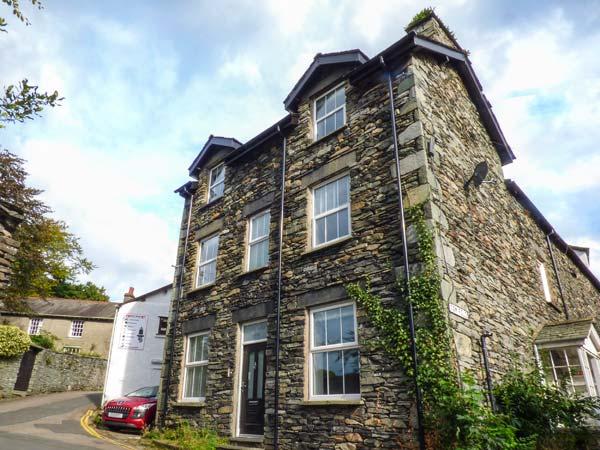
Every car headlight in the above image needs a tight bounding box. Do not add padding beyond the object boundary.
[131,403,154,418]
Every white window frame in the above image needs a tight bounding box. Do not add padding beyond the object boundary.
[207,163,225,203]
[311,174,352,248]
[196,234,219,287]
[63,346,81,354]
[247,211,271,272]
[539,262,552,303]
[28,318,43,335]
[69,320,84,338]
[182,332,210,402]
[308,301,360,401]
[313,84,346,140]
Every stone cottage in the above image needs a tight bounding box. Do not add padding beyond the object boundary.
[158,12,600,449]
[0,200,23,290]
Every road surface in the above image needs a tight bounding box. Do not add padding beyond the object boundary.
[0,391,121,449]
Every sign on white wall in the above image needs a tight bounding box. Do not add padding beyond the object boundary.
[118,314,148,350]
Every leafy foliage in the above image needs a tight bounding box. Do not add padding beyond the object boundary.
[51,280,109,301]
[0,325,30,358]
[0,0,42,32]
[0,79,61,127]
[347,206,599,449]
[405,7,436,31]
[30,330,56,349]
[144,422,227,450]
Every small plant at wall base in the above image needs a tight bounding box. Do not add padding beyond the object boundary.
[0,325,30,358]
[30,330,57,349]
[346,206,599,449]
[144,422,226,450]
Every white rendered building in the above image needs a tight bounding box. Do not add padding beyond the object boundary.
[102,284,172,404]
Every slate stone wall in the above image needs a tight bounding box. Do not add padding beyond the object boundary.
[160,63,431,449]
[0,201,23,290]
[0,347,106,395]
[412,51,600,380]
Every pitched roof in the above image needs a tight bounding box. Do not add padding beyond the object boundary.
[1,297,118,320]
[187,135,242,177]
[283,50,369,111]
[535,318,597,344]
[123,283,172,305]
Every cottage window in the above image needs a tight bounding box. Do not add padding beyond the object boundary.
[309,302,360,399]
[247,211,270,271]
[183,332,210,401]
[314,85,346,140]
[157,316,168,336]
[196,235,219,287]
[208,164,225,202]
[28,318,43,335]
[312,175,351,247]
[63,346,80,354]
[538,263,552,303]
[539,346,600,396]
[69,320,84,338]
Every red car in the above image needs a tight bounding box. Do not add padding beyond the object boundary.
[102,386,159,431]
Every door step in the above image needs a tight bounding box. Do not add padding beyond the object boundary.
[218,438,264,450]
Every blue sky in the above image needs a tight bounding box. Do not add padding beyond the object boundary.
[1,1,599,300]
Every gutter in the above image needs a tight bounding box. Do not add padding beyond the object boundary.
[159,189,194,428]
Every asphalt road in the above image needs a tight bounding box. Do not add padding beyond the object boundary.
[0,391,120,450]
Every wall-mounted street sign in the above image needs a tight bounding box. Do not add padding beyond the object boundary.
[118,314,148,350]
[449,303,469,320]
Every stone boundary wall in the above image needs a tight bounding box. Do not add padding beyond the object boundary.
[0,201,23,290]
[0,347,106,396]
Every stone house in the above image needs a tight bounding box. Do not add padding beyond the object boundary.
[0,200,23,290]
[158,12,600,449]
[1,297,118,357]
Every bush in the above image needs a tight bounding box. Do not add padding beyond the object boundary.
[144,422,226,450]
[30,330,57,349]
[495,369,600,449]
[0,325,31,358]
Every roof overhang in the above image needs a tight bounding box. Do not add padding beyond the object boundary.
[284,50,369,112]
[535,319,600,352]
[187,135,242,177]
[506,179,600,292]
[348,32,515,166]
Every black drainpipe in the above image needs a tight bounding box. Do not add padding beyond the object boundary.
[480,331,496,412]
[546,231,569,319]
[273,125,287,449]
[160,188,194,428]
[381,56,426,450]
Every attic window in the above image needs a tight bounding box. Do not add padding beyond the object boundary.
[315,85,346,140]
[208,164,225,202]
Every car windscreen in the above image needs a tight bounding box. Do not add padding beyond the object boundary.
[125,386,158,398]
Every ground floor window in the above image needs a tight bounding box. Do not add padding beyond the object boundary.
[63,346,81,354]
[309,302,360,399]
[182,332,209,401]
[539,346,600,396]
[28,318,43,335]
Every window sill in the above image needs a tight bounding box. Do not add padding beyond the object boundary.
[303,235,353,256]
[237,265,270,279]
[174,401,206,408]
[301,399,362,406]
[307,125,348,150]
[186,283,216,297]
[197,196,223,212]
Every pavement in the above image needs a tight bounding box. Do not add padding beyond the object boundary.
[0,390,143,450]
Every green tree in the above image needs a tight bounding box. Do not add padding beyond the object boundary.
[51,280,109,302]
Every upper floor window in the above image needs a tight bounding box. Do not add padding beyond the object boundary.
[28,318,43,335]
[196,235,219,287]
[183,332,210,401]
[247,211,271,271]
[309,302,360,400]
[208,164,225,202]
[69,320,84,338]
[157,316,168,336]
[315,86,346,140]
[312,175,351,247]
[538,263,552,303]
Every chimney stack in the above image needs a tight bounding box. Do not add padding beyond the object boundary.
[124,287,135,301]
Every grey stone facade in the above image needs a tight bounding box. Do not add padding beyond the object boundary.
[0,201,23,290]
[159,13,600,449]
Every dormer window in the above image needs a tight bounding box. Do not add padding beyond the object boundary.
[315,85,346,140]
[208,164,225,202]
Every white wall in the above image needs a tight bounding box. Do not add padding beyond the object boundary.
[102,286,172,404]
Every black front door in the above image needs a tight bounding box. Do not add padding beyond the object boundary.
[240,341,266,435]
[14,348,38,391]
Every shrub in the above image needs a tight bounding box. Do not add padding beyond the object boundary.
[144,422,226,450]
[30,330,57,349]
[0,325,31,358]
